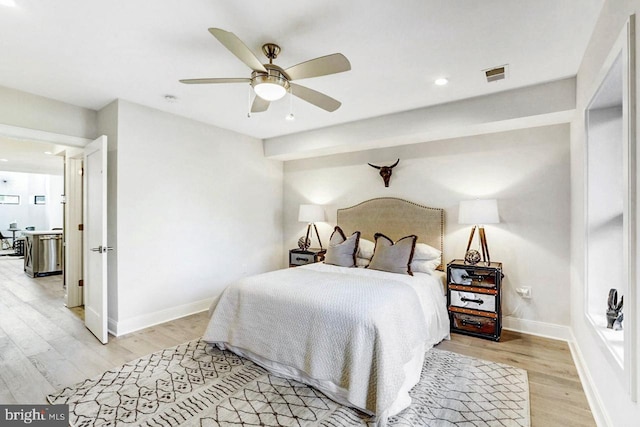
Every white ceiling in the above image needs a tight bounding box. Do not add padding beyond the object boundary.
[0,137,64,175]
[0,0,603,142]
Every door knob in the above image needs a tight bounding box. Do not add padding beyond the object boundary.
[90,246,114,253]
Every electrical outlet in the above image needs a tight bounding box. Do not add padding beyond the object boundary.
[515,287,532,299]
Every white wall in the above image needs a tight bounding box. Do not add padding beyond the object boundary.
[0,85,97,139]
[570,1,640,426]
[284,124,571,330]
[266,78,576,160]
[111,100,283,334]
[0,171,63,233]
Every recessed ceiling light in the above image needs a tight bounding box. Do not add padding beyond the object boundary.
[44,151,53,155]
[0,158,8,162]
[0,0,17,8]
[434,78,449,86]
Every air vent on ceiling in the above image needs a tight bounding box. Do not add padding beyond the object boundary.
[484,65,508,82]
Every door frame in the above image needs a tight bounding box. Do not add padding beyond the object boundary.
[65,153,84,308]
[0,124,91,308]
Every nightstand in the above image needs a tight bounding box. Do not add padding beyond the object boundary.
[446,259,503,341]
[289,248,326,267]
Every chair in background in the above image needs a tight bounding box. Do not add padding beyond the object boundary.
[14,237,25,256]
[0,232,11,251]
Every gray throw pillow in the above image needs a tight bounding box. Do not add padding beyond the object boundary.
[368,233,417,275]
[324,226,360,267]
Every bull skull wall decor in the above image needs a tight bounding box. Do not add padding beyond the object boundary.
[368,159,400,187]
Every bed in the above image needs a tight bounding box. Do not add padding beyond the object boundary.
[203,198,450,424]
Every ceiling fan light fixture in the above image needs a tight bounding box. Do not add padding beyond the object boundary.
[254,82,287,101]
[251,69,290,101]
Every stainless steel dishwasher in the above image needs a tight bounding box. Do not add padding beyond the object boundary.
[23,231,64,277]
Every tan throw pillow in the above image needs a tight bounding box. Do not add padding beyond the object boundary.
[324,226,360,267]
[368,233,417,275]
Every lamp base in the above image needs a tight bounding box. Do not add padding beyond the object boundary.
[465,225,491,264]
[305,223,323,251]
[297,236,311,250]
[464,249,482,265]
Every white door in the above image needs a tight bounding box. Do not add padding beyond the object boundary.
[83,136,109,344]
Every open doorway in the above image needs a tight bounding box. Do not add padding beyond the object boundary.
[0,125,109,344]
[0,136,82,319]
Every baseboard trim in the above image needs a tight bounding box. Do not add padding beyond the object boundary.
[110,297,214,337]
[502,316,572,341]
[568,334,612,427]
[107,318,117,336]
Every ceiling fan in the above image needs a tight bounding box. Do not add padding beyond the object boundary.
[180,28,351,113]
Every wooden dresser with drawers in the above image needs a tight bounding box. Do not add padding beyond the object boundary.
[446,259,503,341]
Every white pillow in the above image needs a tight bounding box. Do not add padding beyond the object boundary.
[356,257,371,267]
[357,238,375,260]
[411,258,441,273]
[413,243,441,261]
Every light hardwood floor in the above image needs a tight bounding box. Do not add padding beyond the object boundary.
[0,256,595,426]
[437,331,596,427]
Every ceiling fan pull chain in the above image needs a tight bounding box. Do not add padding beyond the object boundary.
[247,84,252,118]
[287,87,295,121]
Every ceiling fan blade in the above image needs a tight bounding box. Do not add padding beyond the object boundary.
[179,78,250,84]
[251,96,270,113]
[285,53,351,80]
[290,83,341,112]
[208,28,267,72]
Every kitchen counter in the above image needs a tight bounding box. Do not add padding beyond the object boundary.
[23,231,64,277]
[22,230,63,236]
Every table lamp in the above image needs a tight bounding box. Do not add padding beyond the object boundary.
[458,199,500,264]
[298,204,325,250]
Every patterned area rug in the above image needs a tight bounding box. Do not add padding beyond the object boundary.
[47,339,530,427]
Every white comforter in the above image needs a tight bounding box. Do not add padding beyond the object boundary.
[203,263,450,420]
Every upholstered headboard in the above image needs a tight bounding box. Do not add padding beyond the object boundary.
[337,197,444,267]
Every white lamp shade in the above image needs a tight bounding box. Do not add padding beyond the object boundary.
[298,204,325,223]
[458,199,500,225]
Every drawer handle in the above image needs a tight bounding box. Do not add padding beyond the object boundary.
[462,274,490,282]
[295,257,308,261]
[461,319,483,328]
[460,296,484,305]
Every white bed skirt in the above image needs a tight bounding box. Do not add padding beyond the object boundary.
[215,341,428,423]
